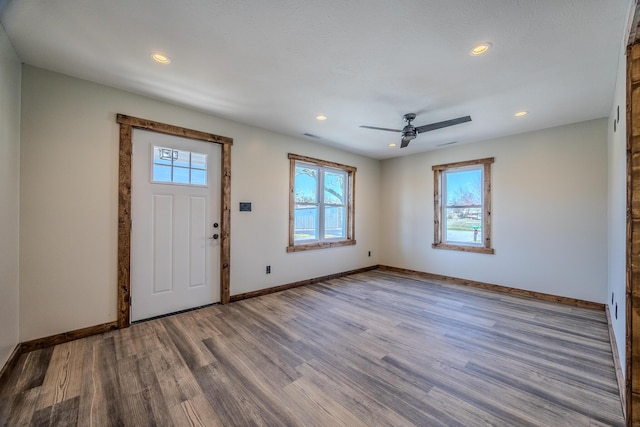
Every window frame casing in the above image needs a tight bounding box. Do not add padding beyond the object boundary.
[432,157,494,254]
[287,153,356,252]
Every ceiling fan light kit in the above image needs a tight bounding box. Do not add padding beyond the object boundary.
[360,113,472,148]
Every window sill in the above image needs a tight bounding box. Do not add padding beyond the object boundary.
[287,239,356,253]
[432,243,495,255]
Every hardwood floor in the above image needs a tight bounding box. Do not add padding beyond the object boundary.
[0,269,625,426]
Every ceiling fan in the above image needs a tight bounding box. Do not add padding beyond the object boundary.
[360,113,472,148]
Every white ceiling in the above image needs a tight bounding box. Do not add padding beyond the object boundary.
[0,0,632,159]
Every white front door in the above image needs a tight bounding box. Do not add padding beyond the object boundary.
[131,129,221,322]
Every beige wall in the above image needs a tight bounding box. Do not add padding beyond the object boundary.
[12,63,615,342]
[379,118,608,303]
[19,65,380,341]
[607,38,628,375]
[0,21,21,366]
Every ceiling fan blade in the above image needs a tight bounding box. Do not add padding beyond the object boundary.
[400,136,412,148]
[359,125,402,133]
[415,116,472,134]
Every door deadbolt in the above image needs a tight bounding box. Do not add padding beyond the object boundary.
[209,233,219,240]
[213,223,219,228]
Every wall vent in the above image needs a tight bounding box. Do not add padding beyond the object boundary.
[436,141,458,147]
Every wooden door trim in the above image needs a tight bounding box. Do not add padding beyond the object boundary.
[116,114,232,328]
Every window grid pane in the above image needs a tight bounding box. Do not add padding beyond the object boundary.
[444,207,482,244]
[324,206,345,239]
[294,206,319,241]
[295,165,319,204]
[191,152,207,170]
[173,166,190,184]
[191,169,207,185]
[324,170,346,205]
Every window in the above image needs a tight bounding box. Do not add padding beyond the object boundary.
[287,153,356,252]
[433,157,494,254]
[152,146,207,186]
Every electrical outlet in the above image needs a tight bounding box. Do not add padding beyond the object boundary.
[266,265,271,274]
[368,251,371,257]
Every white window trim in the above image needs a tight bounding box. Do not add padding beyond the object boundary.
[287,153,356,253]
[432,157,494,254]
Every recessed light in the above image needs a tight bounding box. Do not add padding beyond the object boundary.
[389,143,397,147]
[316,115,327,121]
[514,111,528,117]
[151,53,171,64]
[471,42,492,56]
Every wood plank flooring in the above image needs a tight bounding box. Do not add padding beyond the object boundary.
[0,269,625,426]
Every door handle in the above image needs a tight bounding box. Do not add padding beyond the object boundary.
[209,234,219,240]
